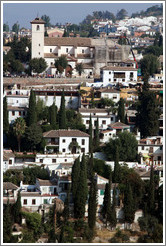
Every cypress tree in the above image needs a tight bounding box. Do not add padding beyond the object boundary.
[123,184,135,227]
[125,113,128,125]
[3,96,9,134]
[71,157,80,200]
[136,81,160,138]
[27,90,37,126]
[113,146,120,183]
[59,89,66,129]
[102,174,112,227]
[88,176,97,230]
[148,164,155,215]
[3,200,13,243]
[74,154,88,219]
[94,117,100,150]
[89,153,94,181]
[108,187,117,229]
[118,98,125,123]
[89,114,93,153]
[13,191,22,223]
[63,185,71,223]
[49,102,57,130]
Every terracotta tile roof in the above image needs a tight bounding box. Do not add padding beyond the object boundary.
[21,192,41,197]
[59,175,72,181]
[44,53,58,58]
[7,106,27,111]
[109,121,130,129]
[82,63,94,69]
[99,88,120,93]
[3,150,15,161]
[77,54,91,58]
[101,66,137,71]
[3,182,18,190]
[79,108,108,113]
[30,17,46,24]
[44,37,92,47]
[43,129,89,138]
[37,178,57,186]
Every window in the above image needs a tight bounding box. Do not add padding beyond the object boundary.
[37,25,40,30]
[62,149,65,152]
[90,72,92,75]
[32,199,36,205]
[81,148,85,153]
[39,44,40,46]
[142,146,144,150]
[23,111,25,116]
[65,159,67,162]
[82,139,85,145]
[158,156,161,161]
[12,111,15,116]
[62,139,66,143]
[40,159,43,163]
[109,71,111,74]
[50,48,52,52]
[160,146,162,150]
[19,111,21,116]
[111,117,114,121]
[38,52,40,55]
[52,159,56,163]
[82,49,84,54]
[23,199,27,205]
[51,62,53,65]
[9,160,12,165]
[44,199,48,204]
[66,48,68,53]
[100,190,104,195]
[109,79,111,81]
[86,120,90,124]
[102,120,106,125]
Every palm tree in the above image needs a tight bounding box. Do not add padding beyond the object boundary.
[13,117,26,152]
[76,63,84,76]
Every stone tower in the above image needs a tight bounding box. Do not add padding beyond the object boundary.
[30,17,45,59]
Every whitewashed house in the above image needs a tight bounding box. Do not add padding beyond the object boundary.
[3,182,20,206]
[100,129,117,143]
[108,121,130,134]
[101,66,137,85]
[3,150,15,172]
[98,87,120,103]
[78,108,116,130]
[138,136,163,166]
[34,88,80,109]
[43,129,89,154]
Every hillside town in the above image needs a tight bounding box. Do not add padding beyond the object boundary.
[3,3,163,244]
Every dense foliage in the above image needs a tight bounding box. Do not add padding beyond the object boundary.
[104,131,138,161]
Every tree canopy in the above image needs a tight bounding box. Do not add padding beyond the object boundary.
[29,58,47,74]
[104,131,138,162]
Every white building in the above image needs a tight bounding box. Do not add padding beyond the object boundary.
[34,88,80,109]
[101,66,137,85]
[3,150,15,172]
[78,108,116,130]
[43,129,89,154]
[98,87,120,103]
[30,17,130,77]
[100,129,117,143]
[138,136,163,166]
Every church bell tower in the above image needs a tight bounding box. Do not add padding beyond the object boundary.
[30,17,45,59]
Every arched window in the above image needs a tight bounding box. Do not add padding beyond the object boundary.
[36,25,40,31]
